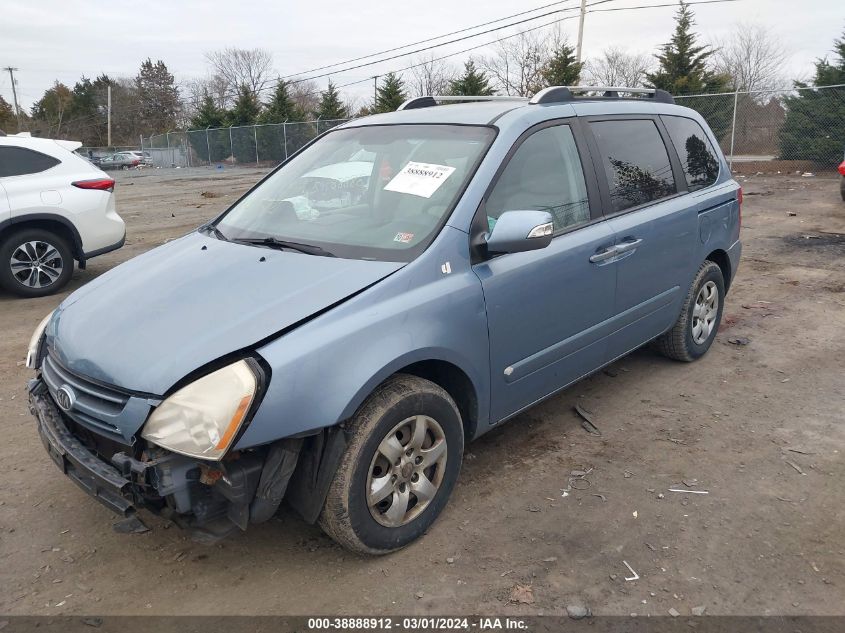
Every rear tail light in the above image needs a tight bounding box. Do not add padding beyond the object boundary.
[73,178,115,192]
[838,161,845,176]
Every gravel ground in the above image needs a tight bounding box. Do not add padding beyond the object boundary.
[0,167,843,616]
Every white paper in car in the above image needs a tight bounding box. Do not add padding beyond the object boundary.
[383,161,456,198]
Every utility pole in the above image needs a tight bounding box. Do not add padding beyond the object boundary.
[107,84,112,148]
[575,0,587,65]
[373,75,379,110]
[4,67,22,131]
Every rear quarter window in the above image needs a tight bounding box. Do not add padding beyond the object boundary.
[0,146,61,178]
[661,115,720,191]
[589,119,677,213]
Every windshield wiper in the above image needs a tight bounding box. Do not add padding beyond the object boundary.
[232,236,335,257]
[199,224,229,241]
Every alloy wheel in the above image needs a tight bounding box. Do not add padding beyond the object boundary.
[9,240,64,290]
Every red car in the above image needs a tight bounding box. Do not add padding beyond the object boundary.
[839,152,845,201]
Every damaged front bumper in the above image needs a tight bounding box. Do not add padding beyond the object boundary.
[28,379,301,541]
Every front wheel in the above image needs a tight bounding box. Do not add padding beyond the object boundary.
[318,374,464,554]
[654,260,725,362]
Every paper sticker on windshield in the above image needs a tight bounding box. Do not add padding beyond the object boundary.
[394,232,415,243]
[384,161,456,198]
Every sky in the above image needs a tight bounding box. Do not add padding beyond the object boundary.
[1,0,843,113]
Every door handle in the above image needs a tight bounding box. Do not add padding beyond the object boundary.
[589,247,618,263]
[615,238,643,254]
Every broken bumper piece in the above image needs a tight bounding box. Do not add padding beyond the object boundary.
[28,380,297,542]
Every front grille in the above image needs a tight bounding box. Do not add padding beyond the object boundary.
[41,353,129,442]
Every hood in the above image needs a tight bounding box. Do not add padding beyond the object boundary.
[48,231,403,394]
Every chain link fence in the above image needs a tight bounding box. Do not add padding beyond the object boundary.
[141,85,845,172]
[141,119,349,168]
[676,84,845,171]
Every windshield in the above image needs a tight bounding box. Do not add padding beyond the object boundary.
[216,124,495,261]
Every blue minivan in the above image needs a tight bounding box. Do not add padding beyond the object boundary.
[26,87,741,554]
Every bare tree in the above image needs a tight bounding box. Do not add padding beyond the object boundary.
[480,30,552,96]
[408,53,456,96]
[205,47,274,102]
[288,79,321,117]
[712,24,789,94]
[584,47,652,87]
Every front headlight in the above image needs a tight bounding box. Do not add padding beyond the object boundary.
[26,311,55,369]
[141,359,258,461]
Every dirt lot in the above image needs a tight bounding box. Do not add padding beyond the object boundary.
[1,168,843,617]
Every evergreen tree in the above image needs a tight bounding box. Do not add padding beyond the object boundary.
[0,95,15,132]
[189,92,228,163]
[135,58,180,134]
[63,77,102,145]
[226,85,261,163]
[257,80,307,163]
[541,42,583,87]
[780,29,845,164]
[374,73,407,113]
[449,61,494,96]
[646,2,731,139]
[191,92,227,129]
[645,2,728,95]
[227,84,261,126]
[315,81,349,121]
[260,80,304,123]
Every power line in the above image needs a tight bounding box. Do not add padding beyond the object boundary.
[280,1,608,86]
[313,0,740,93]
[183,0,618,109]
[240,0,738,102]
[588,0,738,11]
[281,0,582,80]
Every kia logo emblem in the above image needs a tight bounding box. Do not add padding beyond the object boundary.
[56,385,76,412]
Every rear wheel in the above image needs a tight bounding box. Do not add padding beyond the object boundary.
[318,374,464,554]
[654,260,725,362]
[0,229,74,297]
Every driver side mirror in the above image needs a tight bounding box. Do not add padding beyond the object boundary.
[485,210,555,255]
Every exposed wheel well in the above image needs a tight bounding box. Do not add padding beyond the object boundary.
[398,360,479,442]
[0,219,83,261]
[286,360,480,524]
[706,248,731,293]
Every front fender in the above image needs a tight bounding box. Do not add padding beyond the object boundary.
[234,227,491,449]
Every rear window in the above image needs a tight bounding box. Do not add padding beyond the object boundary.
[0,146,61,177]
[589,119,677,213]
[662,115,720,191]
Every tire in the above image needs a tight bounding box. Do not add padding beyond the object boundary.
[318,374,464,555]
[840,177,845,202]
[654,260,725,362]
[0,229,74,298]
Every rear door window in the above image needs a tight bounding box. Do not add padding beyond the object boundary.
[662,115,720,191]
[0,146,61,177]
[588,119,677,213]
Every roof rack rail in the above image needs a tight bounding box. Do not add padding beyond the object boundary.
[529,86,674,105]
[398,95,528,111]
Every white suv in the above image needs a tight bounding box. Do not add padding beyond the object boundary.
[0,133,126,297]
